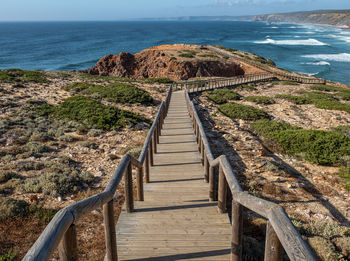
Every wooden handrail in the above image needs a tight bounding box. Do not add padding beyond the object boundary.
[184,88,317,261]
[23,85,173,261]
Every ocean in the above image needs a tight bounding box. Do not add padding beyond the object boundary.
[0,21,349,84]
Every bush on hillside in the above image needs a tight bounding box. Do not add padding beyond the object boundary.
[142,78,174,84]
[0,197,29,220]
[275,94,312,104]
[0,69,48,83]
[243,96,275,105]
[63,82,99,92]
[83,82,153,105]
[219,102,269,120]
[207,89,241,104]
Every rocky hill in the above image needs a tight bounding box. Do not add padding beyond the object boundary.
[253,10,350,28]
[86,44,264,81]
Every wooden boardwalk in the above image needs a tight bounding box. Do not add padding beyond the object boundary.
[117,91,232,260]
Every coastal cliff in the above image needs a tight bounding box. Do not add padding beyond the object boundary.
[87,44,263,81]
[253,10,350,28]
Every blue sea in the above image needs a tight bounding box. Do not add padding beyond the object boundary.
[0,21,349,84]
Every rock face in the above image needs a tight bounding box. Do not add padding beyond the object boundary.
[87,45,245,81]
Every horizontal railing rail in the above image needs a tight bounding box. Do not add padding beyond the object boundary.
[173,73,275,93]
[23,85,173,261]
[185,88,317,261]
[208,45,326,85]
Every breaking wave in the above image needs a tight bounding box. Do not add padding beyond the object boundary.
[254,38,328,46]
[302,53,350,62]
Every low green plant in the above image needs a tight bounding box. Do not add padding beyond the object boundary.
[63,82,99,92]
[314,100,350,114]
[198,54,218,58]
[254,55,276,66]
[331,125,350,138]
[29,205,57,223]
[79,73,134,82]
[235,84,257,91]
[219,102,269,120]
[207,89,241,104]
[0,249,16,261]
[0,69,48,83]
[338,167,350,191]
[309,84,343,92]
[141,78,174,84]
[179,50,197,58]
[82,82,153,105]
[243,96,275,105]
[0,197,29,220]
[275,94,312,104]
[300,91,336,101]
[271,81,299,85]
[25,141,50,154]
[0,171,22,183]
[251,120,350,165]
[35,96,150,130]
[21,166,94,196]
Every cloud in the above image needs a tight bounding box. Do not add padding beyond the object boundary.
[212,0,233,6]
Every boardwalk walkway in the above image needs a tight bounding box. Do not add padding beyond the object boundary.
[117,91,232,260]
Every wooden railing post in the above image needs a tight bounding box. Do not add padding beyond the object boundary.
[136,166,144,201]
[58,224,78,261]
[144,150,150,183]
[204,154,209,183]
[200,139,204,165]
[218,164,227,213]
[104,200,118,261]
[153,128,157,154]
[264,221,283,261]
[231,202,243,261]
[149,138,154,166]
[125,162,134,213]
[209,165,216,201]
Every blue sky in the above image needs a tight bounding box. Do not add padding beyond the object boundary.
[0,0,349,21]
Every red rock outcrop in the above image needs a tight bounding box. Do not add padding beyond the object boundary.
[87,45,246,81]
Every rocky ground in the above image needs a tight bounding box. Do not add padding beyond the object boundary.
[0,70,168,260]
[195,81,350,260]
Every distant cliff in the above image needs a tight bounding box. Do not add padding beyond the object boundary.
[253,10,350,28]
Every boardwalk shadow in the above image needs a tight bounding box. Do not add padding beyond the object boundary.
[134,202,217,213]
[124,248,231,260]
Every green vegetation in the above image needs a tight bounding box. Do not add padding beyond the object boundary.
[63,82,98,92]
[243,96,275,105]
[338,167,350,191]
[79,73,134,82]
[235,84,257,91]
[0,69,48,83]
[314,100,350,114]
[63,82,153,105]
[300,91,336,101]
[82,82,153,105]
[198,54,219,58]
[142,78,174,84]
[207,89,240,104]
[179,50,197,58]
[309,84,343,92]
[39,96,150,130]
[0,249,16,261]
[219,103,269,120]
[21,163,94,196]
[253,55,276,67]
[275,94,312,104]
[271,81,299,85]
[331,125,350,138]
[250,119,350,165]
[0,197,29,220]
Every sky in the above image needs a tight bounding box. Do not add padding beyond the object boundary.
[0,0,349,21]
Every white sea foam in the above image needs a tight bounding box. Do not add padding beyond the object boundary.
[254,38,328,46]
[330,34,350,43]
[302,53,350,62]
[271,26,278,29]
[304,61,331,66]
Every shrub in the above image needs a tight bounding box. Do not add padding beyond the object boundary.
[309,84,342,92]
[243,96,275,105]
[250,119,300,138]
[198,54,219,58]
[63,82,99,92]
[58,135,76,142]
[271,81,299,85]
[254,55,276,66]
[0,171,22,183]
[236,84,257,91]
[300,91,336,101]
[25,141,49,154]
[179,50,197,58]
[272,130,350,165]
[83,82,153,105]
[276,94,312,104]
[142,78,174,84]
[251,120,350,165]
[207,89,241,104]
[21,167,94,196]
[76,140,97,149]
[314,100,350,114]
[0,249,16,261]
[337,92,350,101]
[0,197,29,220]
[0,69,48,83]
[331,125,350,138]
[219,102,269,120]
[338,167,350,191]
[52,96,150,130]
[118,144,142,158]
